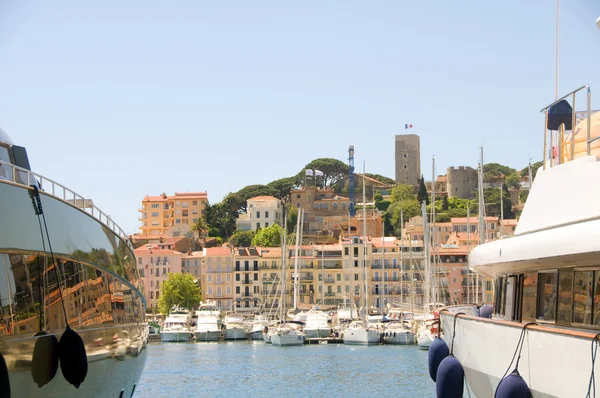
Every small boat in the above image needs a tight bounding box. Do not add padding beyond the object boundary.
[342,319,381,345]
[194,301,222,342]
[271,323,306,346]
[248,315,269,341]
[223,313,248,340]
[161,306,192,342]
[383,321,415,345]
[415,318,436,349]
[304,309,332,339]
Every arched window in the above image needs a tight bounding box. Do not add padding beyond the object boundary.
[333,203,338,210]
[342,202,347,209]
[392,271,398,281]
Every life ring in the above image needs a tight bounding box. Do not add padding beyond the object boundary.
[430,327,438,335]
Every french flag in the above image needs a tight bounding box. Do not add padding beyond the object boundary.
[405,124,413,129]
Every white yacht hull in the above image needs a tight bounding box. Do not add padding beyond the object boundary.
[440,311,600,397]
[194,330,221,342]
[271,332,305,346]
[305,328,331,339]
[224,327,248,340]
[161,331,191,342]
[383,330,415,345]
[343,328,381,345]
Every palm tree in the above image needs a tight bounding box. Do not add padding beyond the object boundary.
[190,216,209,247]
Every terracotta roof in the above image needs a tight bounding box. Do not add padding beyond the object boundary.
[370,237,397,248]
[205,247,232,256]
[161,236,186,244]
[134,245,183,255]
[501,219,518,226]
[436,245,469,255]
[259,248,282,257]
[173,192,208,198]
[248,196,279,201]
[142,195,168,202]
[433,222,452,227]
[451,217,498,223]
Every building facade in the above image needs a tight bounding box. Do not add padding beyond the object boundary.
[138,191,208,237]
[395,134,421,186]
[134,244,183,310]
[236,196,282,231]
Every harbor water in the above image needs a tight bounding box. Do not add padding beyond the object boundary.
[136,341,435,397]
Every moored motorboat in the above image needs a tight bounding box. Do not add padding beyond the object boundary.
[161,306,192,342]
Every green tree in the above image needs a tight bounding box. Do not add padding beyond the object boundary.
[252,224,284,247]
[441,194,449,211]
[158,273,202,313]
[203,201,237,239]
[475,186,514,219]
[190,216,208,239]
[298,158,349,187]
[390,184,416,203]
[519,161,543,180]
[364,173,395,186]
[388,199,421,231]
[374,191,384,203]
[505,172,521,189]
[235,185,277,212]
[228,230,255,247]
[417,175,429,205]
[483,163,516,183]
[285,204,298,234]
[267,177,297,202]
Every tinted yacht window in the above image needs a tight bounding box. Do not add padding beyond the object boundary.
[573,270,593,325]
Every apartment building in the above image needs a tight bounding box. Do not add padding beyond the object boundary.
[236,196,282,231]
[233,247,262,311]
[134,244,183,310]
[138,191,209,237]
[200,247,234,311]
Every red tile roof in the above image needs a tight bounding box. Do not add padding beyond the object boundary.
[248,196,279,201]
[205,247,232,256]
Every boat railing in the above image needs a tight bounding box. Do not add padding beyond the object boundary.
[540,85,596,169]
[0,160,133,251]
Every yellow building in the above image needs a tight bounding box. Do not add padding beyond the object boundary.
[199,247,234,311]
[138,191,209,237]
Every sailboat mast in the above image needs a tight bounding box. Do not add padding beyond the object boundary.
[477,146,486,303]
[281,203,288,320]
[399,210,403,310]
[292,206,301,312]
[362,162,368,310]
[421,201,431,310]
[431,156,439,307]
[467,204,472,304]
[382,228,385,312]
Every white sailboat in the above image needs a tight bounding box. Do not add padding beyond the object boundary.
[343,162,381,345]
[416,200,435,350]
[248,314,269,340]
[272,207,306,346]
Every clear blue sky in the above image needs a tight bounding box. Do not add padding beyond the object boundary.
[1,1,599,234]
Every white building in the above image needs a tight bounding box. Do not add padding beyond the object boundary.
[236,195,282,231]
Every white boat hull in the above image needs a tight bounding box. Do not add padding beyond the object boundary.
[194,330,221,342]
[263,332,272,344]
[343,328,381,345]
[271,332,305,346]
[224,327,248,340]
[305,328,331,339]
[161,331,192,342]
[249,330,264,340]
[383,331,415,345]
[416,330,433,349]
[440,311,600,397]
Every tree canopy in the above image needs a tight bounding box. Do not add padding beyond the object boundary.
[390,184,416,203]
[235,185,277,212]
[158,273,202,313]
[251,224,283,247]
[364,173,395,186]
[519,161,543,180]
[228,230,255,247]
[483,163,516,183]
[298,158,349,187]
[267,177,297,202]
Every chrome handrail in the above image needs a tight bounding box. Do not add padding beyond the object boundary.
[0,160,133,251]
[540,85,592,169]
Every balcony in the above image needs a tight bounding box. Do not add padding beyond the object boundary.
[324,278,335,284]
[241,279,252,285]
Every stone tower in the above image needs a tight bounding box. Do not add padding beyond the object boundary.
[394,134,421,186]
[447,166,478,199]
